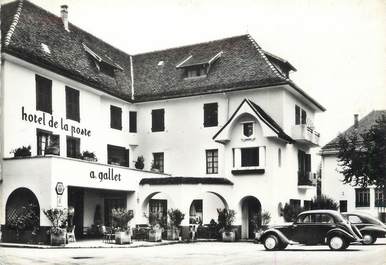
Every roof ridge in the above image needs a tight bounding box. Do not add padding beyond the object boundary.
[246,34,288,81]
[4,0,24,47]
[133,34,249,56]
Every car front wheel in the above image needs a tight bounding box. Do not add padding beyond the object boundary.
[328,236,348,251]
[362,234,376,245]
[263,234,280,251]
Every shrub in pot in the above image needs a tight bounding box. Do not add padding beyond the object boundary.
[252,210,271,240]
[134,156,145,170]
[167,208,185,240]
[112,208,134,244]
[217,208,236,242]
[81,151,97,162]
[43,208,68,246]
[283,203,303,222]
[146,212,163,242]
[11,145,31,158]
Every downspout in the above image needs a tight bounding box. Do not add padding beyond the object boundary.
[130,55,134,100]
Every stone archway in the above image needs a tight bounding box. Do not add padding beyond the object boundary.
[6,188,40,228]
[240,196,261,239]
[141,192,175,227]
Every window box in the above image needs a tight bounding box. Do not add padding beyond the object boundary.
[231,169,265,175]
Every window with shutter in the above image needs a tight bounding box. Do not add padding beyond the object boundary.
[295,105,301,125]
[107,144,129,167]
[129,111,137,133]
[66,86,80,122]
[152,152,164,172]
[206,149,218,174]
[151,109,165,132]
[36,75,52,114]
[110,105,122,130]
[203,103,218,127]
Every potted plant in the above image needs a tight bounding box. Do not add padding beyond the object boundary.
[146,212,163,242]
[81,151,97,162]
[252,210,271,240]
[217,208,236,242]
[43,208,68,246]
[167,209,185,240]
[11,145,31,158]
[134,156,145,170]
[112,208,134,244]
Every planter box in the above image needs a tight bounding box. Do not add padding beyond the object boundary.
[166,227,180,240]
[115,231,132,244]
[50,228,67,246]
[148,229,162,242]
[222,231,236,242]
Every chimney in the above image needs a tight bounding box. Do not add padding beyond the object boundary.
[354,114,359,128]
[60,5,69,31]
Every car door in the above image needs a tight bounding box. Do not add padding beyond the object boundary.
[291,213,313,243]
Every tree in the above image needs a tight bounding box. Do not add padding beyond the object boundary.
[337,115,386,206]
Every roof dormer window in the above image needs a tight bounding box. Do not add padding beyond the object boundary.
[82,43,123,77]
[176,51,223,79]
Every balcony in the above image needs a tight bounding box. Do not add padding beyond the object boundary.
[292,124,320,146]
[298,171,317,189]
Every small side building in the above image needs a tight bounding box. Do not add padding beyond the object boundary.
[320,111,386,220]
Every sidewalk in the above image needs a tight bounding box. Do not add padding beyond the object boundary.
[0,238,218,249]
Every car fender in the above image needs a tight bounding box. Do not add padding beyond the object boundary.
[327,228,356,241]
[260,228,291,244]
[359,226,386,235]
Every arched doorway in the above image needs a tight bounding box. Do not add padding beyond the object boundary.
[240,196,261,239]
[6,188,40,229]
[142,192,175,227]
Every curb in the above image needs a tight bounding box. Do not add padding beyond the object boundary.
[0,239,219,249]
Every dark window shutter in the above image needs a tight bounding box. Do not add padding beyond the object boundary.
[151,109,165,132]
[204,103,218,127]
[124,149,130,167]
[66,86,80,122]
[295,105,300,125]
[110,105,122,130]
[129,111,137,133]
[301,109,307,125]
[305,154,311,172]
[36,75,52,114]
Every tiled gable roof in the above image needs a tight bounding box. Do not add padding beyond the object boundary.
[1,0,325,111]
[321,110,386,151]
[132,35,287,101]
[1,0,133,101]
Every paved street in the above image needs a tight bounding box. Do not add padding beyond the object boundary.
[1,240,386,265]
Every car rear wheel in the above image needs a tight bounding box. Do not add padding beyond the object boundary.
[362,234,376,245]
[263,235,280,251]
[328,236,348,251]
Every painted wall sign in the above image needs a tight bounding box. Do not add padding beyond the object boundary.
[55,181,65,195]
[21,107,91,137]
[90,168,122,182]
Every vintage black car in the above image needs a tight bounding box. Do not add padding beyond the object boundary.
[342,212,386,245]
[259,210,362,251]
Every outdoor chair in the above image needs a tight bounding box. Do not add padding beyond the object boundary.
[67,225,76,242]
[103,226,115,244]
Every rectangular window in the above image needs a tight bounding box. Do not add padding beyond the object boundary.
[151,109,165,132]
[241,147,259,167]
[129,111,137,133]
[355,188,370,207]
[295,105,307,125]
[110,105,122,130]
[375,189,385,207]
[339,200,348,212]
[37,129,60,156]
[189,199,203,224]
[298,150,311,173]
[304,200,312,210]
[206,149,218,174]
[203,103,218,127]
[66,86,80,122]
[66,136,80,159]
[107,144,129,167]
[290,199,301,208]
[36,75,52,114]
[149,199,167,227]
[152,152,164,173]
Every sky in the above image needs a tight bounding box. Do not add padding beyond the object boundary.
[2,0,386,146]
